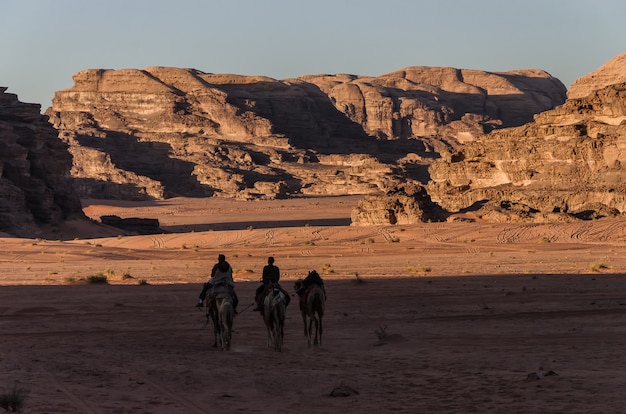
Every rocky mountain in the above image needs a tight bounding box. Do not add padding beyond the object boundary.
[0,88,84,237]
[353,52,626,224]
[425,80,626,222]
[45,66,566,202]
[568,53,626,99]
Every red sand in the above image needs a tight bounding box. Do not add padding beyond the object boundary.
[1,196,625,413]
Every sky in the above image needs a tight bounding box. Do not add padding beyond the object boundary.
[2,0,625,110]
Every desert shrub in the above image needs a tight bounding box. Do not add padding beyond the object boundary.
[87,273,108,284]
[138,279,149,285]
[321,263,334,274]
[0,382,29,412]
[63,276,76,284]
[589,262,608,272]
[408,265,431,274]
[374,325,388,341]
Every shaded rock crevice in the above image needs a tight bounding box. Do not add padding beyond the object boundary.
[0,88,84,237]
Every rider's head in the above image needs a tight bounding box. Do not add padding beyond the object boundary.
[218,254,226,262]
[268,256,275,264]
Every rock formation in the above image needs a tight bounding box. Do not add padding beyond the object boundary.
[352,52,626,224]
[45,66,566,202]
[426,79,626,222]
[350,182,445,226]
[0,88,84,237]
[568,52,626,99]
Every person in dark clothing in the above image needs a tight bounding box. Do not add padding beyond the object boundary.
[196,254,239,312]
[254,256,290,311]
[295,270,326,298]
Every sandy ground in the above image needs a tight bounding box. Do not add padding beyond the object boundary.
[1,196,626,413]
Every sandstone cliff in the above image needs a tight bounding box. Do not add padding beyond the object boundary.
[45,66,566,201]
[0,88,84,237]
[350,52,626,225]
[425,80,626,222]
[568,52,626,99]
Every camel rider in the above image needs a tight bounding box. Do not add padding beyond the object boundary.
[196,254,239,313]
[295,270,326,298]
[254,256,290,311]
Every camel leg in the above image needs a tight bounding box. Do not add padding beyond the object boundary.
[301,312,309,347]
[318,314,323,347]
[313,317,320,346]
[266,324,273,348]
[307,317,314,348]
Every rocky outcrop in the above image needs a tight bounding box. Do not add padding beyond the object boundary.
[349,52,626,225]
[46,66,566,201]
[0,88,84,237]
[568,52,626,99]
[426,80,626,222]
[100,215,162,234]
[351,183,444,225]
[307,66,566,140]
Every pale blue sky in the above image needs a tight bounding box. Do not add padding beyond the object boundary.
[2,0,625,109]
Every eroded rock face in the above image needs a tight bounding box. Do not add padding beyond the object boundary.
[0,88,84,237]
[45,66,566,201]
[350,52,626,224]
[351,183,444,226]
[426,81,626,222]
[568,52,626,99]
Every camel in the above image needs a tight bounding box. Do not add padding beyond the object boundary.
[205,292,234,351]
[298,283,325,347]
[215,293,234,350]
[262,284,287,352]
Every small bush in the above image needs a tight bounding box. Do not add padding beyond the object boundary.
[589,262,608,272]
[374,325,388,341]
[408,265,431,274]
[0,382,29,412]
[138,279,149,285]
[87,274,108,284]
[352,272,365,285]
[63,276,76,284]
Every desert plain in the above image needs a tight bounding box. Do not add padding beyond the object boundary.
[1,195,626,413]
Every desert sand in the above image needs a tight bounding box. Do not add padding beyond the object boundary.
[2,195,626,413]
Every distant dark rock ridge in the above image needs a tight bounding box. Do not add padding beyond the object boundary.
[0,88,84,237]
[99,215,162,234]
[45,65,566,204]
